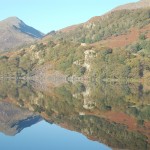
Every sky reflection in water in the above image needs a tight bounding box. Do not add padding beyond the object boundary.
[0,121,111,150]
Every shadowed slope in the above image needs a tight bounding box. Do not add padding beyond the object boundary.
[0,17,44,51]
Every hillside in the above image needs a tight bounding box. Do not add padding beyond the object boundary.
[51,8,150,44]
[58,0,150,34]
[0,17,44,52]
[0,0,149,82]
[113,0,150,11]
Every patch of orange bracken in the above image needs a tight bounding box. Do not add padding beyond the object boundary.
[141,121,150,143]
[59,24,81,33]
[77,109,150,143]
[103,111,150,142]
[140,24,150,38]
[92,26,150,48]
[103,111,137,129]
[91,28,138,48]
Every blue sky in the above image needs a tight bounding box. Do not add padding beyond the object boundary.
[0,0,138,33]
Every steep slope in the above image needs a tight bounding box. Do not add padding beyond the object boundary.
[0,17,44,51]
[58,0,150,33]
[50,0,150,44]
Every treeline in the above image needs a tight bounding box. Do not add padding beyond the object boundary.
[0,37,149,81]
[88,37,150,80]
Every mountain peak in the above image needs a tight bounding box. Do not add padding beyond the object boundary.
[0,17,44,51]
[140,0,150,3]
[2,16,23,26]
[141,0,149,1]
[6,16,20,20]
[113,0,150,11]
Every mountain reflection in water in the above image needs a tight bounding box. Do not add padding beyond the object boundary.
[0,80,149,150]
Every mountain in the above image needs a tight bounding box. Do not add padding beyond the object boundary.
[0,101,41,136]
[0,0,149,82]
[50,0,150,44]
[0,1,149,149]
[58,0,150,33]
[0,17,44,52]
[113,0,150,11]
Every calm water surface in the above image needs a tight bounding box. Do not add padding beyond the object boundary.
[0,80,149,150]
[0,121,110,150]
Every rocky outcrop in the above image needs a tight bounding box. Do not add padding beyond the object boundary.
[83,50,97,71]
[82,87,96,110]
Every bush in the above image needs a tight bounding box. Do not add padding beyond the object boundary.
[139,34,146,40]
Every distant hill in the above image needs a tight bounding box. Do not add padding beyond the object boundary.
[0,101,41,136]
[0,17,44,52]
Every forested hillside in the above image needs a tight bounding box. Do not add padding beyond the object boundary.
[53,9,150,43]
[0,5,149,82]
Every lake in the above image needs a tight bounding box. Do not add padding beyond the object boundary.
[0,80,149,150]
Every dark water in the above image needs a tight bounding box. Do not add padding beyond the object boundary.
[0,80,150,150]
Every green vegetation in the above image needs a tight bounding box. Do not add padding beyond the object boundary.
[0,81,150,150]
[127,39,150,55]
[0,6,149,150]
[89,39,150,80]
[53,9,150,43]
[0,37,149,81]
[0,8,149,81]
[0,40,86,77]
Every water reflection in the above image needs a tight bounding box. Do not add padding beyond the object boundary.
[0,121,110,150]
[0,101,41,136]
[0,80,150,150]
